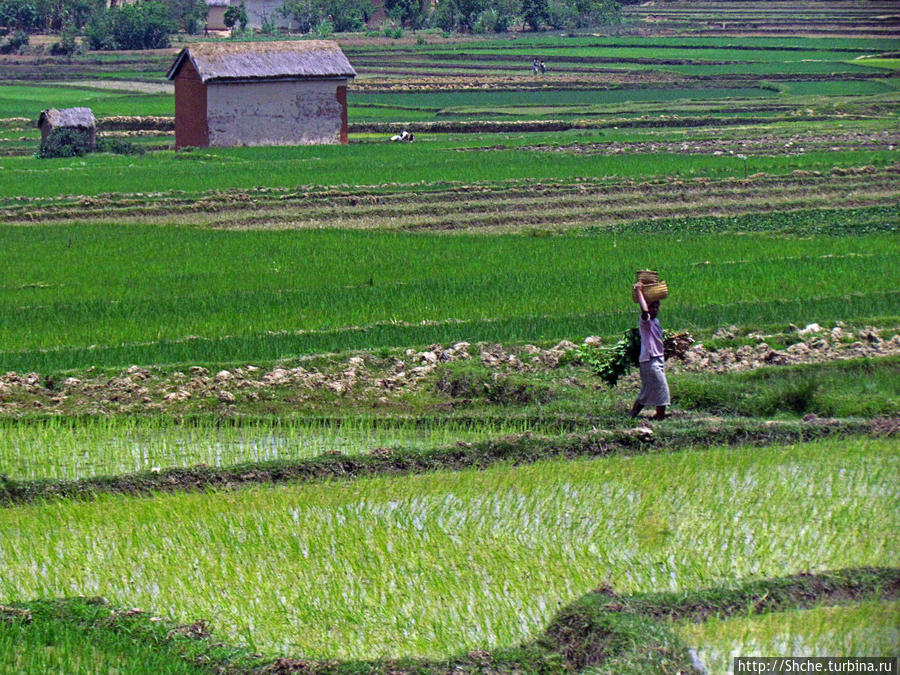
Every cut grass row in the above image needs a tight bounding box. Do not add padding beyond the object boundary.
[1,437,896,659]
[0,137,896,198]
[8,171,896,229]
[351,86,779,112]
[348,34,900,55]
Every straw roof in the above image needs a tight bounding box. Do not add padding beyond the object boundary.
[167,40,356,83]
[38,107,96,129]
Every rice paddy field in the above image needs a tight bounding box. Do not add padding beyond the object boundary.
[2,438,898,662]
[0,3,898,673]
[675,600,900,674]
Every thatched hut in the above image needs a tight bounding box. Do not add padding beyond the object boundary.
[166,40,356,148]
[37,107,97,148]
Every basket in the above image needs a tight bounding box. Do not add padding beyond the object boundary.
[633,281,669,303]
[635,270,658,284]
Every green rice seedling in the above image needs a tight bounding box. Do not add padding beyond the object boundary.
[0,85,172,119]
[777,79,900,97]
[0,140,897,199]
[0,437,896,660]
[0,416,530,481]
[352,87,779,112]
[423,35,899,53]
[0,222,896,370]
[676,600,900,674]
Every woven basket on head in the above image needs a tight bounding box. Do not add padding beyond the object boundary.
[635,270,659,284]
[633,281,668,303]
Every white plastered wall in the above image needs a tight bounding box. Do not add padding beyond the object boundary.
[206,79,345,147]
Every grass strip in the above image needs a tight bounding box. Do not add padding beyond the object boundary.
[584,566,900,623]
[675,599,900,674]
[0,597,258,675]
[1,418,889,506]
[4,567,896,674]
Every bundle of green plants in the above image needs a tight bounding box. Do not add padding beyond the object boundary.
[572,329,693,387]
[572,328,641,386]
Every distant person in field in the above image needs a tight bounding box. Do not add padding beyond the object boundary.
[532,58,540,75]
[630,281,670,420]
[539,60,546,74]
[391,130,413,142]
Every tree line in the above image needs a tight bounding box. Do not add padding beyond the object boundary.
[279,0,624,34]
[0,0,624,52]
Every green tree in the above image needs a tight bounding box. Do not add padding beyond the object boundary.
[430,0,484,32]
[316,0,369,32]
[278,0,368,33]
[66,0,95,28]
[112,0,174,48]
[84,5,115,48]
[0,0,40,32]
[521,0,547,30]
[86,0,174,50]
[223,1,247,30]
[430,0,458,32]
[573,0,620,27]
[171,0,208,33]
[49,23,80,54]
[385,0,428,29]
[277,0,317,32]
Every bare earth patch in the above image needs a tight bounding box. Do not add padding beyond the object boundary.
[44,79,174,95]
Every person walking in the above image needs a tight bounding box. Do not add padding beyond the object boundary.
[630,281,670,420]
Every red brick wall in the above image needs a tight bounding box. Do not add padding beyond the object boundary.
[174,59,208,149]
[337,84,348,145]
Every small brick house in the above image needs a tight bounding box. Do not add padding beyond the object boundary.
[38,107,96,148]
[205,0,229,31]
[166,40,356,149]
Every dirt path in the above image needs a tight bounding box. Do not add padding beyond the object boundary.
[45,79,173,95]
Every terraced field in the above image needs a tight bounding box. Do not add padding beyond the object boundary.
[1,5,898,673]
[622,0,900,38]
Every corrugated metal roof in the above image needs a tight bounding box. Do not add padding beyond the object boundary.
[166,40,356,82]
[38,107,96,128]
